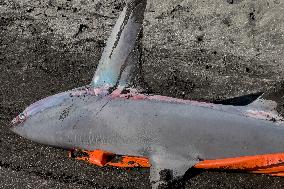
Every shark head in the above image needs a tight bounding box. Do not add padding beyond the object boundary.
[10,91,74,146]
[10,86,110,148]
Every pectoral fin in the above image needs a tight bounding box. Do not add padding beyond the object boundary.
[149,147,199,189]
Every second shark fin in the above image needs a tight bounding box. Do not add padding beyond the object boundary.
[245,82,284,124]
[149,145,199,189]
[91,0,147,91]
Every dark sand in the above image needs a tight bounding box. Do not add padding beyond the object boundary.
[1,0,284,188]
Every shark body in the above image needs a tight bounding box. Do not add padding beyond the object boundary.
[10,0,284,188]
[11,85,284,187]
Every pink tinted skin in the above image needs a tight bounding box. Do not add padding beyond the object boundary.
[12,92,70,126]
[70,87,215,109]
[109,88,284,124]
[68,87,284,125]
[12,86,283,128]
[245,110,284,123]
[110,89,215,108]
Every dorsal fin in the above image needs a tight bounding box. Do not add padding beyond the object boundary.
[248,82,284,112]
[91,0,147,91]
[245,82,284,123]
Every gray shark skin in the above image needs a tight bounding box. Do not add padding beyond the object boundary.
[9,0,284,188]
[10,87,284,188]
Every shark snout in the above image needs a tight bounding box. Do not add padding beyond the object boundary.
[10,112,28,139]
[10,112,27,128]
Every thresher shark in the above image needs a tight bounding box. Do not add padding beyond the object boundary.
[10,0,284,188]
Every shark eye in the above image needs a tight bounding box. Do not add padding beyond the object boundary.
[11,112,27,127]
[18,113,26,120]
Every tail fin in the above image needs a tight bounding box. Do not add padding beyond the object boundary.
[245,82,284,124]
[91,0,147,91]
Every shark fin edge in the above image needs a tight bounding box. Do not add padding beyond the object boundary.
[91,0,147,92]
[245,82,284,123]
[149,145,200,189]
